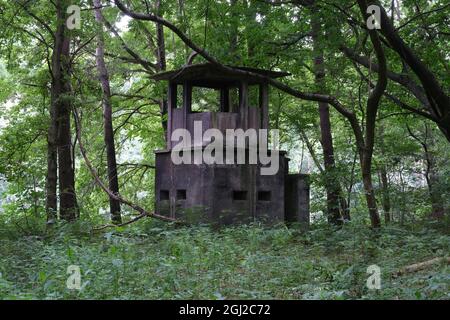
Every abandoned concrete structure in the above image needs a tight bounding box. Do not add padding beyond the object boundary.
[153,63,309,225]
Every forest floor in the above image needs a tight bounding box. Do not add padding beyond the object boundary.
[0,218,449,299]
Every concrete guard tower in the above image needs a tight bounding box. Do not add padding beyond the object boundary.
[152,63,309,225]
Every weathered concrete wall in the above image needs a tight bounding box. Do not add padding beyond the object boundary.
[154,150,294,225]
[285,174,310,225]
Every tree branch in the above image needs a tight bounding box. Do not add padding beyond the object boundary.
[113,0,351,117]
[73,107,179,225]
[95,5,157,72]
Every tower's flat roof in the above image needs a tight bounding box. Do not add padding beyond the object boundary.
[151,63,290,88]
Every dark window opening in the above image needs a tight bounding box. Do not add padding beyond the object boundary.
[160,190,169,200]
[258,191,271,201]
[177,189,187,200]
[233,190,247,201]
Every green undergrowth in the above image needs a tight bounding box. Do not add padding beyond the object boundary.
[0,218,448,300]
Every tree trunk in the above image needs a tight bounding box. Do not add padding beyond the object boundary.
[245,0,257,60]
[378,124,390,224]
[379,166,391,224]
[427,166,444,219]
[351,0,386,228]
[53,0,78,221]
[362,161,381,228]
[340,196,351,221]
[94,0,122,224]
[177,0,189,58]
[407,123,445,219]
[155,0,168,143]
[311,5,343,225]
[376,2,450,142]
[46,91,58,222]
[229,0,239,63]
[422,126,444,219]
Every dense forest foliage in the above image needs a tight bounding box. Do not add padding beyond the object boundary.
[0,0,449,299]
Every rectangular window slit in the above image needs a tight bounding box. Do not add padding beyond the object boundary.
[177,189,186,200]
[258,191,271,201]
[233,190,247,201]
[160,190,169,200]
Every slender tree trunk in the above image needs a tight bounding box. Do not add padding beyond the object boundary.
[228,0,240,111]
[345,149,358,218]
[361,158,380,227]
[379,166,391,223]
[311,5,344,225]
[53,0,78,220]
[229,0,239,63]
[378,124,390,224]
[46,93,58,222]
[422,126,444,219]
[340,196,351,221]
[407,123,445,219]
[350,0,386,228]
[399,170,406,225]
[245,0,257,60]
[94,0,122,224]
[177,0,189,58]
[427,165,445,219]
[155,0,168,144]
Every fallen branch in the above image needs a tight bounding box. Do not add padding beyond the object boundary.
[73,107,181,229]
[394,257,450,277]
[92,212,148,231]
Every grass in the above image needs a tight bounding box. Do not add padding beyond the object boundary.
[0,218,449,299]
